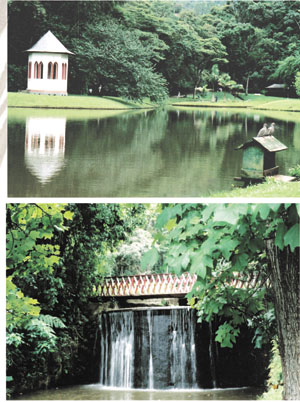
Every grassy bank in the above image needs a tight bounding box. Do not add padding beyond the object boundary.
[8,92,154,110]
[170,94,300,112]
[9,92,300,112]
[211,178,300,198]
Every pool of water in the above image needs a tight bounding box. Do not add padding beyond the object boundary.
[14,383,265,400]
[8,107,300,197]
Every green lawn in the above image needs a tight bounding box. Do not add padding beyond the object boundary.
[9,92,300,113]
[8,92,154,109]
[211,178,300,198]
[170,93,300,112]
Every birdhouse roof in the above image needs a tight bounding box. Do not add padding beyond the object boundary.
[236,136,288,153]
[25,30,74,55]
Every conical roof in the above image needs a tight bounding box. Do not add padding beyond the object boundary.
[26,30,74,55]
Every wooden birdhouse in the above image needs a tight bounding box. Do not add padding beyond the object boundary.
[235,136,288,180]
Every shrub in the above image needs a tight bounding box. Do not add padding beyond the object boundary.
[288,164,300,180]
[259,340,283,400]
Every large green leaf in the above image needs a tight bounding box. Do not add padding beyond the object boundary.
[283,223,300,252]
[141,247,159,270]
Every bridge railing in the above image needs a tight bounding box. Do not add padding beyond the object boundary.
[96,271,268,298]
[97,272,197,297]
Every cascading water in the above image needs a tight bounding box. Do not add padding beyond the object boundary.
[97,306,269,390]
[147,310,154,389]
[169,308,197,388]
[98,307,203,390]
[98,310,134,388]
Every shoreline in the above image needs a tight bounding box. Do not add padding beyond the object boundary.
[171,103,300,113]
[8,92,300,112]
[8,105,154,110]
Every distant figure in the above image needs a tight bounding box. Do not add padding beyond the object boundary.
[257,123,269,137]
[88,88,93,95]
[267,122,276,136]
[98,85,102,95]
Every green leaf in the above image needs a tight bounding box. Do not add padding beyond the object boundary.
[64,210,74,220]
[233,253,248,271]
[180,253,190,269]
[155,208,173,229]
[256,204,271,220]
[141,247,159,270]
[165,218,177,231]
[47,255,60,266]
[283,223,300,252]
[219,238,239,260]
[190,216,201,225]
[275,222,286,251]
[29,230,40,240]
[213,204,248,225]
[215,322,240,348]
[190,251,212,278]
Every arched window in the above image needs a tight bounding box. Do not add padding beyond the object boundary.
[34,62,38,79]
[38,62,43,79]
[28,62,32,79]
[53,62,58,79]
[62,63,67,80]
[48,62,52,79]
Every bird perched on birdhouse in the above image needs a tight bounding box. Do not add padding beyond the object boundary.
[267,122,276,136]
[257,123,269,137]
[257,122,276,137]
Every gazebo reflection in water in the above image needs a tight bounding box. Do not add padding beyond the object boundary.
[25,116,66,184]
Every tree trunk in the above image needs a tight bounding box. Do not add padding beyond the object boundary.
[265,240,300,400]
[245,75,250,96]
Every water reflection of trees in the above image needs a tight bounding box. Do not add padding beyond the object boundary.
[8,109,299,197]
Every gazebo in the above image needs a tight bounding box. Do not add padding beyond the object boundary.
[25,30,74,95]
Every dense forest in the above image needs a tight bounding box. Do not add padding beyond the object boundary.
[8,0,300,100]
[6,204,149,397]
[6,203,300,399]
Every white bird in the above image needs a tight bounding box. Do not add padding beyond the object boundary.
[267,122,276,136]
[257,123,269,137]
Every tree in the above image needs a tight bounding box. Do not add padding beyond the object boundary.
[72,20,168,101]
[272,52,300,92]
[209,64,220,93]
[6,203,146,396]
[144,203,299,400]
[217,72,243,100]
[118,2,228,96]
[6,203,71,395]
[295,72,300,97]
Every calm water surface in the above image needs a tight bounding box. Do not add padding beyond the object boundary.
[8,107,300,197]
[15,384,264,400]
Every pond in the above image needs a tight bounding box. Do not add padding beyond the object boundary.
[8,107,300,197]
[14,383,264,400]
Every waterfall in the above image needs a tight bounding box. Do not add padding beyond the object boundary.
[170,308,197,388]
[147,310,154,389]
[98,307,199,390]
[97,306,268,390]
[99,310,134,388]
